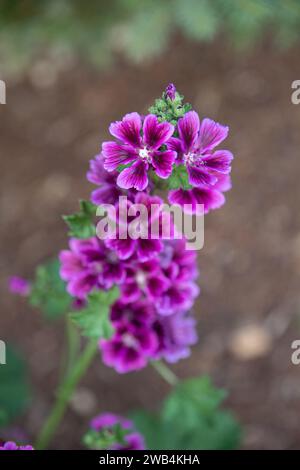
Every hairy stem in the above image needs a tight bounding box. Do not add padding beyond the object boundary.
[151,361,179,387]
[35,338,98,450]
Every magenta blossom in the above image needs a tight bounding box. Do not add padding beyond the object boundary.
[8,276,31,296]
[90,413,145,450]
[120,258,170,304]
[155,311,198,363]
[104,192,168,262]
[0,441,33,450]
[102,113,176,191]
[87,153,122,206]
[100,322,158,373]
[168,110,233,187]
[59,237,126,299]
[110,299,155,327]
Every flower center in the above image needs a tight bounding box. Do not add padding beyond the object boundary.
[122,333,138,349]
[183,152,204,166]
[139,146,151,162]
[106,251,118,264]
[136,270,147,289]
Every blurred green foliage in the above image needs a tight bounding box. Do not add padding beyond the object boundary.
[29,258,72,320]
[0,0,300,77]
[0,345,31,427]
[131,376,241,450]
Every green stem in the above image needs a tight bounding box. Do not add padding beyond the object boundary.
[151,361,179,387]
[35,338,98,450]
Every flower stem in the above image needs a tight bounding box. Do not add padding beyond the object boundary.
[35,338,98,450]
[151,361,179,387]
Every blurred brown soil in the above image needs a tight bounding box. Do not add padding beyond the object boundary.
[1,38,300,449]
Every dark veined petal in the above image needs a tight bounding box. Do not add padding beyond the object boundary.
[109,112,142,147]
[143,114,174,150]
[198,118,229,152]
[117,160,149,191]
[102,141,136,172]
[177,110,200,153]
[151,150,176,179]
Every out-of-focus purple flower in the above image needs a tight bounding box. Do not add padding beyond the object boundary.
[90,413,145,450]
[0,441,33,450]
[165,83,176,100]
[104,192,166,262]
[102,113,176,190]
[168,185,226,215]
[168,110,233,187]
[87,153,122,206]
[155,281,199,316]
[120,258,170,304]
[154,311,198,363]
[100,322,158,373]
[8,276,31,296]
[110,299,155,327]
[59,237,126,299]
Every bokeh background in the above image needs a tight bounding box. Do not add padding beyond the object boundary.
[1,0,300,449]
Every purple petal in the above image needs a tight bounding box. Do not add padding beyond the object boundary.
[168,188,196,214]
[201,150,233,174]
[67,272,97,298]
[105,237,135,260]
[187,165,217,186]
[177,111,200,153]
[192,187,225,213]
[137,239,163,262]
[121,281,141,303]
[143,114,174,150]
[198,118,229,152]
[8,276,31,296]
[167,137,184,162]
[117,160,148,191]
[151,150,176,179]
[59,251,83,280]
[102,141,136,172]
[213,174,232,192]
[90,185,120,206]
[109,112,142,147]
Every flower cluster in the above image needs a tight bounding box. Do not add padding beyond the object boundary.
[58,84,233,374]
[87,413,145,450]
[0,441,33,450]
[100,90,233,214]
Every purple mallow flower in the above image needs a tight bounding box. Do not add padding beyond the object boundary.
[105,192,167,262]
[0,441,33,450]
[8,276,31,296]
[100,322,158,373]
[90,413,145,450]
[168,110,233,187]
[102,113,176,191]
[110,299,155,327]
[154,311,198,363]
[165,83,176,100]
[87,153,122,206]
[59,237,126,299]
[99,239,199,373]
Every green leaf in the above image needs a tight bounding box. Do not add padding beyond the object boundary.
[29,258,72,320]
[0,345,31,427]
[131,375,241,450]
[161,376,241,450]
[63,200,96,239]
[70,287,119,339]
[130,410,166,449]
[167,164,192,190]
